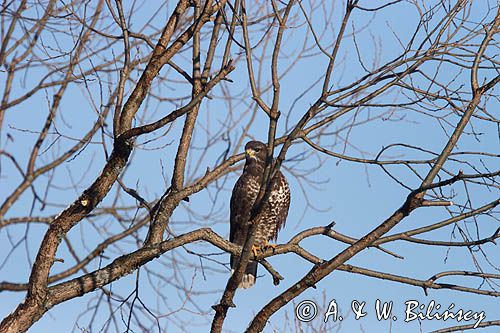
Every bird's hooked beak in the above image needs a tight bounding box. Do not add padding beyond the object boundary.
[245,148,256,159]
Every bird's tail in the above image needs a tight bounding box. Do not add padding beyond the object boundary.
[230,255,257,289]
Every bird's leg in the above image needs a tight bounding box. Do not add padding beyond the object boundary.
[251,244,260,257]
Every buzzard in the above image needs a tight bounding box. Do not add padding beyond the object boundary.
[230,141,291,288]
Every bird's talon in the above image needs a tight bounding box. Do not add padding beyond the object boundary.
[261,241,277,252]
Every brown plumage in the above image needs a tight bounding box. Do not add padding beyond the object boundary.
[230,141,291,288]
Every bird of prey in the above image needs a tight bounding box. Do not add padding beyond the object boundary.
[229,140,291,288]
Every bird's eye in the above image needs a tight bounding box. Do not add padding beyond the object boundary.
[254,148,260,152]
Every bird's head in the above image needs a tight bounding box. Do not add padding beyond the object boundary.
[244,141,267,167]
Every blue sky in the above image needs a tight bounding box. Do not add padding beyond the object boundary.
[1,1,498,332]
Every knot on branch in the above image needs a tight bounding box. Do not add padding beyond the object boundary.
[401,195,423,217]
[114,136,133,157]
[77,193,95,213]
[211,299,236,312]
[270,110,281,121]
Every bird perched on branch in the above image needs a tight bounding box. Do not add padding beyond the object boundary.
[230,140,291,288]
